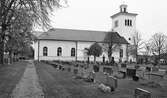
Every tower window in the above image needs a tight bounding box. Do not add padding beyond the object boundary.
[57,47,62,56]
[114,20,118,28]
[124,8,126,12]
[43,47,48,56]
[71,48,75,57]
[125,19,132,26]
[127,19,130,26]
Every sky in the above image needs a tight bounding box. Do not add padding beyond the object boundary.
[46,0,167,41]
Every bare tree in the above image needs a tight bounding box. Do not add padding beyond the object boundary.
[103,32,121,63]
[128,31,144,63]
[150,33,167,62]
[0,0,63,64]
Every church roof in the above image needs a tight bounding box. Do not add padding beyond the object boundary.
[38,28,128,44]
[111,12,138,18]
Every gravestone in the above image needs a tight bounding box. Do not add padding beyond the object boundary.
[73,69,78,75]
[118,71,126,78]
[82,69,90,78]
[67,67,71,72]
[146,67,151,72]
[133,76,139,81]
[121,63,127,68]
[152,66,158,72]
[134,88,151,98]
[94,72,107,84]
[87,72,95,82]
[103,67,113,75]
[127,68,136,77]
[106,75,117,90]
[78,67,84,77]
[59,65,62,70]
[93,65,100,72]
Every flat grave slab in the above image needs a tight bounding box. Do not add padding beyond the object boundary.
[134,88,151,98]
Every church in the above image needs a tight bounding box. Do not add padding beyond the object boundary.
[34,4,137,62]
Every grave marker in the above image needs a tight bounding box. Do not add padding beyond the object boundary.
[121,63,126,68]
[106,75,117,89]
[94,72,107,84]
[152,66,158,72]
[127,68,136,77]
[103,67,113,75]
[73,69,78,75]
[134,88,151,98]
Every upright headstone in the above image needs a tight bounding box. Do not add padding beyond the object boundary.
[95,72,107,84]
[106,75,118,89]
[152,66,158,72]
[127,68,136,77]
[134,88,151,98]
[146,67,151,72]
[67,67,71,72]
[121,63,127,68]
[93,65,100,72]
[103,67,113,75]
[73,69,78,75]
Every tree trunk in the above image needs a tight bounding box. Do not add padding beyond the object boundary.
[94,56,96,63]
[136,50,138,64]
[9,50,13,64]
[0,24,7,64]
[108,43,113,63]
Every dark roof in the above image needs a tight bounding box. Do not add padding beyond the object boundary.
[111,12,138,18]
[38,28,128,44]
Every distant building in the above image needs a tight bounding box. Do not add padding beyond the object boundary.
[34,28,128,62]
[34,4,138,62]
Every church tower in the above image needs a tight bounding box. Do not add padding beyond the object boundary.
[111,4,138,44]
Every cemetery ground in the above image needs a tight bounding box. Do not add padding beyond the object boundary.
[0,61,27,98]
[35,61,167,98]
[0,60,166,98]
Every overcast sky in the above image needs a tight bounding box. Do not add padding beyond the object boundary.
[47,0,167,41]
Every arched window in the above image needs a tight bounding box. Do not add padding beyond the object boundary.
[127,19,130,26]
[43,47,48,56]
[57,47,62,56]
[120,49,123,58]
[71,48,75,57]
[130,20,132,26]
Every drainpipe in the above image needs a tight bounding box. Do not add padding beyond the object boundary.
[75,41,78,61]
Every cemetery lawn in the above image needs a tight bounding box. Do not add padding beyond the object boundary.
[0,61,27,98]
[35,62,167,98]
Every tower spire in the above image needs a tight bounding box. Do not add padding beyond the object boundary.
[120,3,128,13]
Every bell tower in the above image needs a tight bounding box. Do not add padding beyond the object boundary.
[111,4,138,44]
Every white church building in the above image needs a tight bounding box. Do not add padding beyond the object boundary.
[34,4,137,62]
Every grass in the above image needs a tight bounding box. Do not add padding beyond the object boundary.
[35,61,167,98]
[0,61,27,98]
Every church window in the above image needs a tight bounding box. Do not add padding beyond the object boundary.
[130,20,132,26]
[57,47,62,56]
[124,8,126,12]
[120,49,123,58]
[125,19,132,26]
[114,20,118,27]
[128,20,130,26]
[125,20,127,26]
[71,48,75,57]
[43,47,48,56]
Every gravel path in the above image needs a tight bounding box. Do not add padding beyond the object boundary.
[11,60,44,98]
